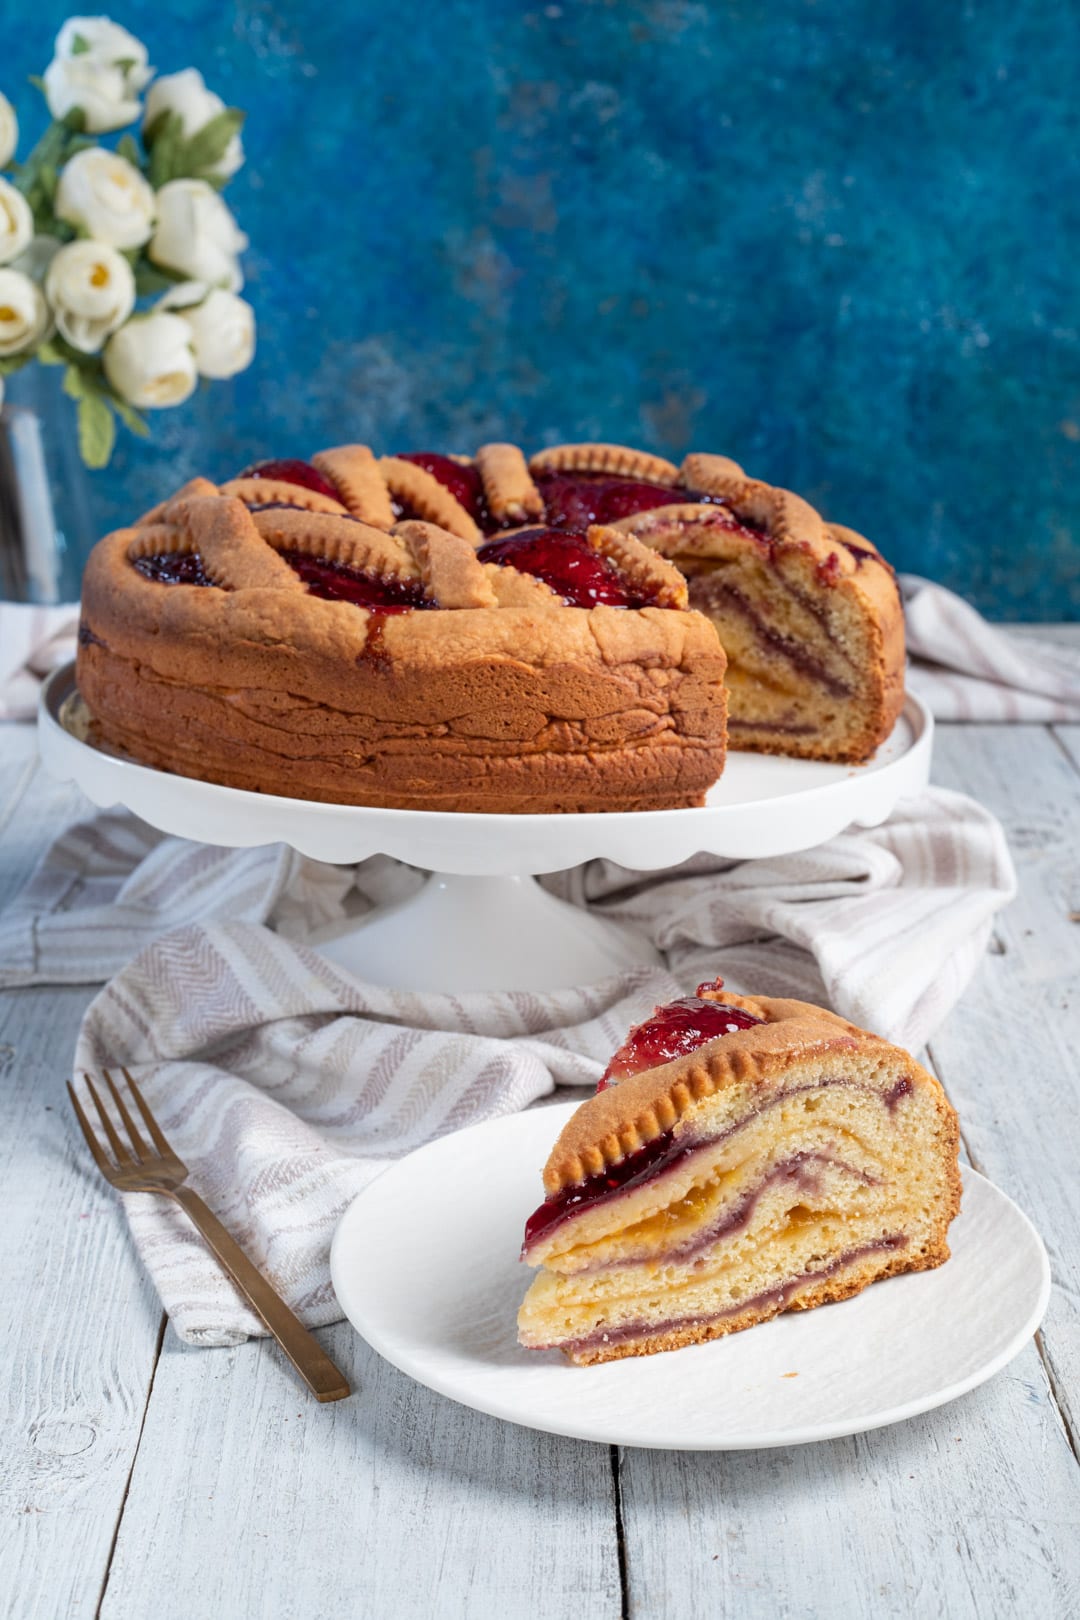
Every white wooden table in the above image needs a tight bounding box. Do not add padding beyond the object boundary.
[3,628,1080,1620]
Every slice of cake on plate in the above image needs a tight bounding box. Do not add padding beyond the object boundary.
[518,980,960,1364]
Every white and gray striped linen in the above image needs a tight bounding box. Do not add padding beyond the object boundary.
[4,578,1079,723]
[0,789,1014,1345]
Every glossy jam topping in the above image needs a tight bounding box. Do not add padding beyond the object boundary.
[536,470,699,529]
[477,527,654,608]
[236,458,341,503]
[599,978,764,1089]
[133,551,214,586]
[397,452,489,528]
[281,549,432,611]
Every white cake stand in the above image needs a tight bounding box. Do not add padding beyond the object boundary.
[38,663,932,991]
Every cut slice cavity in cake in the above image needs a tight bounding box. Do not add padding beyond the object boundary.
[518,980,961,1365]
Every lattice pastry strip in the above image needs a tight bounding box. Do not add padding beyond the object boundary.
[127,496,304,593]
[475,443,543,527]
[314,445,397,528]
[393,521,497,608]
[586,525,688,609]
[379,456,481,543]
[251,506,419,585]
[529,443,680,485]
[219,477,349,517]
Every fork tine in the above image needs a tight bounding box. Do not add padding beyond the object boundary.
[121,1067,174,1157]
[103,1068,147,1162]
[67,1081,114,1176]
[83,1074,134,1166]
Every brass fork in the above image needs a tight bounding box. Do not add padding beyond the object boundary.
[68,1067,350,1403]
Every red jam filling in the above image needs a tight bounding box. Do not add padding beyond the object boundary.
[522,1125,689,1251]
[397,451,490,528]
[236,458,340,503]
[535,470,710,530]
[477,527,654,608]
[133,552,213,586]
[281,549,433,612]
[599,979,764,1088]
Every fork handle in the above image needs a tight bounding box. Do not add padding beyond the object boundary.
[172,1186,351,1403]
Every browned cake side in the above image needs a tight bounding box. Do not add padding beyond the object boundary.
[76,492,728,813]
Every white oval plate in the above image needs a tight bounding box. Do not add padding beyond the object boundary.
[330,1103,1050,1450]
[39,664,931,871]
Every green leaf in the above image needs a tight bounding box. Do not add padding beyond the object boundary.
[27,74,45,93]
[62,363,94,403]
[133,260,185,297]
[116,132,142,168]
[70,32,91,55]
[177,108,245,177]
[114,56,139,74]
[146,108,185,188]
[76,390,116,468]
[108,392,150,437]
[35,341,68,366]
[0,354,33,376]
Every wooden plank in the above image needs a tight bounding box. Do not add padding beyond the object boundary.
[0,983,164,1620]
[929,723,1080,1444]
[1052,725,1080,773]
[0,724,88,914]
[98,1325,621,1620]
[619,1352,1079,1619]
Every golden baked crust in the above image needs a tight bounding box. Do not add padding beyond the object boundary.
[529,442,681,483]
[76,486,728,814]
[475,443,543,526]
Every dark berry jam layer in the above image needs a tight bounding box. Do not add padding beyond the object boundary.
[133,552,214,587]
[397,452,491,530]
[281,550,433,612]
[523,1126,690,1252]
[601,983,764,1088]
[477,528,656,608]
[521,1073,914,1255]
[236,457,340,503]
[543,1235,910,1357]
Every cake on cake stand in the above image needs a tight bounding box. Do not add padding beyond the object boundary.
[38,664,932,992]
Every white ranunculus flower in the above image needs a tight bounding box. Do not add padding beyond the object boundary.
[143,69,244,180]
[0,92,17,169]
[55,146,155,249]
[0,179,34,266]
[44,16,152,133]
[45,239,135,354]
[103,311,197,407]
[159,283,255,378]
[148,178,247,290]
[0,268,51,356]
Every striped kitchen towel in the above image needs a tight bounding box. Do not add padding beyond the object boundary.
[0,787,1015,1345]
[2,580,1079,722]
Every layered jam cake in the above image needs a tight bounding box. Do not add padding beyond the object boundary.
[528,445,905,762]
[518,980,960,1363]
[76,437,903,812]
[75,460,727,813]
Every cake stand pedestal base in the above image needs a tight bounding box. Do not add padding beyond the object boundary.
[308,873,662,992]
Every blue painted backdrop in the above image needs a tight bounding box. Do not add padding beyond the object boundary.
[3,0,1079,617]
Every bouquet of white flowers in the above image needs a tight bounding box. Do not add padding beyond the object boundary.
[0,16,255,467]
